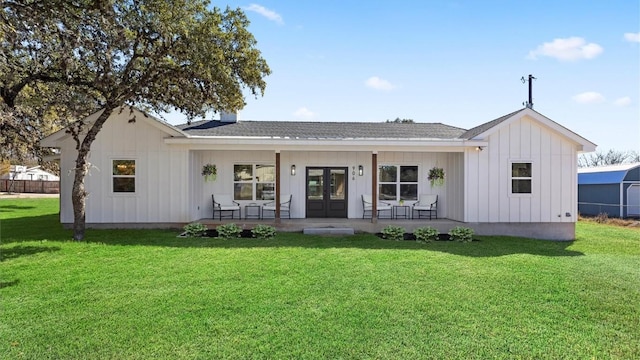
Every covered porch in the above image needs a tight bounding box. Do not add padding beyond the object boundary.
[189,147,471,223]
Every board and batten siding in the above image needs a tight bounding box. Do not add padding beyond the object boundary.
[58,110,190,224]
[464,115,578,223]
[446,153,465,222]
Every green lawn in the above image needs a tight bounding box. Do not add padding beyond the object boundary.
[1,198,639,359]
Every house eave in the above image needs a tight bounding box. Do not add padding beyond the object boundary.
[164,136,488,152]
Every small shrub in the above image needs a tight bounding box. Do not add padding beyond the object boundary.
[414,226,439,243]
[183,222,208,237]
[252,224,277,239]
[216,223,242,239]
[595,212,609,224]
[449,226,474,242]
[382,225,405,241]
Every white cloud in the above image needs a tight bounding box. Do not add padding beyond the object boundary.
[614,96,632,106]
[293,107,316,120]
[244,4,284,25]
[365,76,395,91]
[528,37,603,61]
[624,32,640,43]
[572,92,605,104]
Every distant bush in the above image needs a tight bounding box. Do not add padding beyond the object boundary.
[183,222,208,237]
[381,225,405,241]
[216,223,241,239]
[414,226,438,243]
[595,212,609,224]
[252,224,276,239]
[449,226,474,242]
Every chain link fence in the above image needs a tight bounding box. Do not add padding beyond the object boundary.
[578,202,640,219]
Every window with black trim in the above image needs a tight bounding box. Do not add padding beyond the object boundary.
[233,164,275,200]
[511,162,532,194]
[112,160,135,193]
[378,165,418,201]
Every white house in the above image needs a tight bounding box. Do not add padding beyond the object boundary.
[41,106,596,240]
[2,165,60,181]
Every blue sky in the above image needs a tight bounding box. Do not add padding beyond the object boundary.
[165,1,639,153]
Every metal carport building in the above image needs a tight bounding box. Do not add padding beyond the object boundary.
[578,163,640,218]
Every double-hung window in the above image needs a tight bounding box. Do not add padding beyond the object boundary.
[234,164,275,201]
[378,165,418,201]
[511,162,532,194]
[112,159,136,193]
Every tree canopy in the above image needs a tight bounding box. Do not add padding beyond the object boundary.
[1,0,271,239]
[386,117,414,123]
[578,149,640,168]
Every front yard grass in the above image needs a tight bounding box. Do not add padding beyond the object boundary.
[1,198,639,359]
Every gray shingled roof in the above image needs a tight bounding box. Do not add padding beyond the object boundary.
[460,108,526,140]
[177,120,468,140]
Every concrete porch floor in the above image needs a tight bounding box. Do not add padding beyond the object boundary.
[197,217,464,234]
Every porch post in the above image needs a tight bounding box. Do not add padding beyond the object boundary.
[275,151,281,224]
[372,151,378,223]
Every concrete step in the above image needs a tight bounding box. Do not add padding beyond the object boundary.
[303,227,355,235]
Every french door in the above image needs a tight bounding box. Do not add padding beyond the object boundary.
[306,167,348,218]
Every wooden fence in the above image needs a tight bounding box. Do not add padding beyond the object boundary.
[1,179,60,194]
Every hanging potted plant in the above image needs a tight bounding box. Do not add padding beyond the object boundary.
[428,166,445,187]
[202,163,217,182]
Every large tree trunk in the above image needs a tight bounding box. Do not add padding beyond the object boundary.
[71,148,89,241]
[70,107,115,241]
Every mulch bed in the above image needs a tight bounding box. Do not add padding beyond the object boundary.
[208,229,255,238]
[180,229,255,238]
[375,233,452,241]
[183,229,462,241]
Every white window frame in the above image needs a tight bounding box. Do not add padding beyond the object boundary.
[509,161,533,196]
[378,164,419,202]
[233,163,275,201]
[111,159,136,194]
